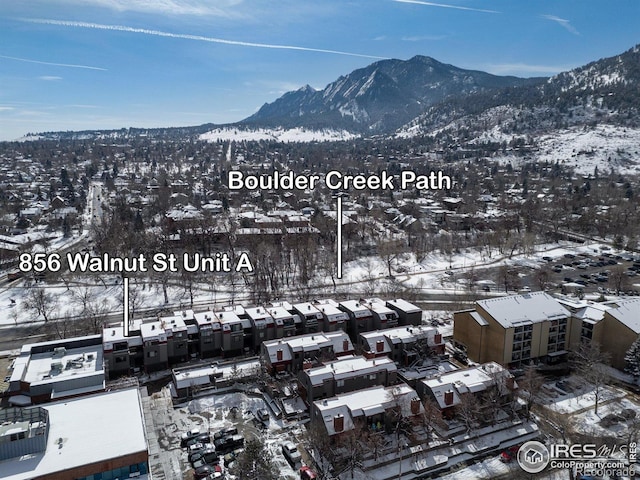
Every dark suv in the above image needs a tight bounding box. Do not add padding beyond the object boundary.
[213,434,244,454]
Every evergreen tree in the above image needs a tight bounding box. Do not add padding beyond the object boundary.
[624,335,640,378]
[231,437,278,480]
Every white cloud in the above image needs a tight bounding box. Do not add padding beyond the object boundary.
[401,34,447,41]
[23,18,387,60]
[484,62,576,76]
[53,0,244,17]
[0,54,107,71]
[541,14,580,35]
[38,75,63,81]
[0,106,15,112]
[393,0,500,14]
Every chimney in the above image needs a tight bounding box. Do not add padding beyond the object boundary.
[434,333,442,344]
[444,390,454,406]
[333,414,344,433]
[505,376,515,390]
[276,349,283,361]
[343,339,349,352]
[410,397,421,415]
[376,340,384,353]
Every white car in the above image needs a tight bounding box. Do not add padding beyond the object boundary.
[282,441,302,466]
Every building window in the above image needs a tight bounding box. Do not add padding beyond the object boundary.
[337,379,345,387]
[147,351,157,358]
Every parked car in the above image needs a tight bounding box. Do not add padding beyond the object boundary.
[300,466,318,480]
[214,434,244,454]
[223,447,244,464]
[282,441,302,467]
[186,433,211,448]
[194,464,222,479]
[213,427,238,441]
[256,408,269,422]
[190,447,219,466]
[180,429,201,447]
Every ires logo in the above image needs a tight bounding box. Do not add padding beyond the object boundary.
[517,441,550,473]
[550,444,598,459]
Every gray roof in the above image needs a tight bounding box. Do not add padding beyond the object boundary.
[477,292,569,329]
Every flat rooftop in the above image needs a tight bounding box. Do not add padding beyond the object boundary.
[0,388,148,480]
[477,292,570,328]
[12,345,103,386]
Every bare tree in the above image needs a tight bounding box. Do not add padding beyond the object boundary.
[303,420,336,480]
[608,264,629,294]
[422,396,445,441]
[571,342,610,416]
[377,238,403,278]
[456,392,480,433]
[517,366,545,418]
[23,287,57,323]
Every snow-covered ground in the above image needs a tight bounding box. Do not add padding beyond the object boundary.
[0,237,628,330]
[535,124,640,175]
[539,378,626,415]
[199,126,359,143]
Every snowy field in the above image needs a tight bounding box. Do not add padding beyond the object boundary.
[538,378,627,415]
[199,126,359,143]
[0,235,630,332]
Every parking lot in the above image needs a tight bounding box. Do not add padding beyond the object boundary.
[473,248,640,296]
[143,386,302,479]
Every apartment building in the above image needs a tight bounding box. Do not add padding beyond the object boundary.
[453,292,571,366]
[359,325,444,365]
[418,362,517,418]
[310,384,423,439]
[297,355,397,405]
[261,331,354,374]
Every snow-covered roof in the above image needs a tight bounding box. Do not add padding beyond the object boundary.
[386,298,421,314]
[193,311,218,327]
[292,302,324,320]
[102,323,143,349]
[267,305,297,323]
[477,292,569,329]
[422,362,514,409]
[470,311,489,326]
[606,298,640,333]
[244,306,274,328]
[159,315,187,334]
[140,321,168,342]
[313,300,348,322]
[314,384,421,436]
[173,359,260,389]
[339,300,372,318]
[10,344,103,392]
[360,325,442,350]
[361,298,398,320]
[1,388,147,480]
[262,331,353,363]
[305,355,396,386]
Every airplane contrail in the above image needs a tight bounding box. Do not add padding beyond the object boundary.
[0,54,107,71]
[23,18,388,60]
[393,0,500,14]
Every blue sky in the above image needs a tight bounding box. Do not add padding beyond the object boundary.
[0,0,638,140]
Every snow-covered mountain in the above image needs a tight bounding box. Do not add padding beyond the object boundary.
[243,55,542,134]
[16,44,640,147]
[398,44,640,138]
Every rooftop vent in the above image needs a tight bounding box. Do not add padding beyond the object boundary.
[52,347,66,359]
